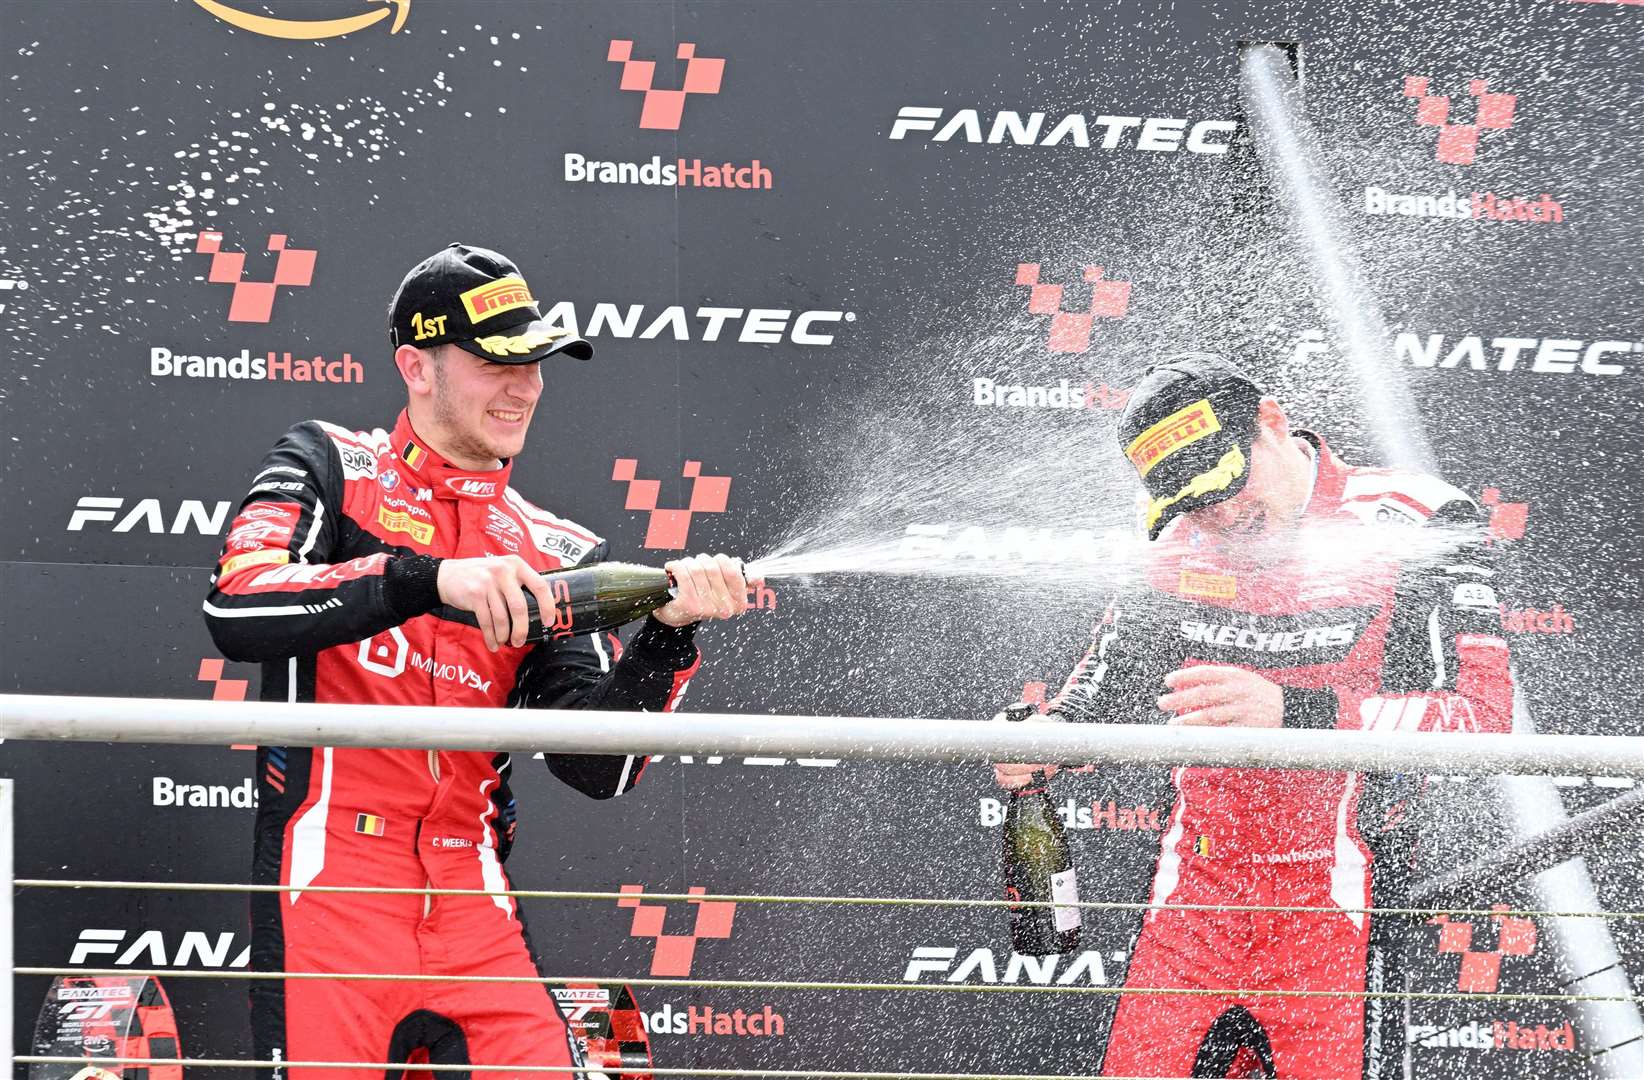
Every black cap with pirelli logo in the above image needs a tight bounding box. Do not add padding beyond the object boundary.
[1116,352,1263,540]
[388,243,593,364]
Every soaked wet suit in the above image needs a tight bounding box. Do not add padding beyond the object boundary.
[1048,433,1516,1080]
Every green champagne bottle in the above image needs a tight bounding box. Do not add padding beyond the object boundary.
[435,562,678,642]
[998,704,1083,956]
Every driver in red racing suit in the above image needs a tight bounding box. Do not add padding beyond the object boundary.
[204,244,756,1080]
[996,353,1515,1079]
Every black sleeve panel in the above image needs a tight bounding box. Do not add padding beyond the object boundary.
[202,421,442,662]
[1046,596,1172,726]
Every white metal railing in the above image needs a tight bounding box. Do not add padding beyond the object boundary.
[2,693,1644,777]
[7,694,1644,1077]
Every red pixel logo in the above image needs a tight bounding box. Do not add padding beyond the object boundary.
[1481,487,1528,543]
[1403,77,1517,165]
[612,458,732,550]
[1015,263,1131,353]
[618,884,736,977]
[198,657,248,702]
[1428,905,1537,993]
[607,40,726,130]
[195,231,316,323]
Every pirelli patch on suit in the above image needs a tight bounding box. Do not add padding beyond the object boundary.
[221,548,290,578]
[1178,569,1237,600]
[378,506,435,545]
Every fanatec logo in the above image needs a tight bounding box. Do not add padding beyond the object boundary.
[565,39,771,190]
[903,946,1119,985]
[1015,263,1132,353]
[889,108,1240,154]
[612,458,732,550]
[900,523,1123,566]
[1291,329,1640,377]
[68,497,232,535]
[536,300,852,344]
[616,885,736,976]
[70,928,250,968]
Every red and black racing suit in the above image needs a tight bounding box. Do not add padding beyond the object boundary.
[203,411,701,1080]
[1049,432,1516,1080]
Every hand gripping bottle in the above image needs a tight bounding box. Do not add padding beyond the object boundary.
[997,703,1083,956]
[435,562,679,643]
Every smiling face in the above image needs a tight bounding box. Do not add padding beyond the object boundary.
[399,344,543,468]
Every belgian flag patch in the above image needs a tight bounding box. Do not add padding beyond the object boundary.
[402,441,425,467]
[355,813,386,837]
[1193,835,1213,857]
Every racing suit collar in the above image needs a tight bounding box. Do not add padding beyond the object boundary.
[1293,430,1346,515]
[391,410,514,501]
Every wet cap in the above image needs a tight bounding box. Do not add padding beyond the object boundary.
[389,243,593,364]
[1116,352,1264,540]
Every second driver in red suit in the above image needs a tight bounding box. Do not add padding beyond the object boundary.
[203,243,757,1080]
[995,353,1515,1079]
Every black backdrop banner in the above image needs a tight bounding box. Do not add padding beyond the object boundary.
[2,1,1641,1077]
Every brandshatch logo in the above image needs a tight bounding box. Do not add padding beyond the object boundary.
[1481,487,1528,544]
[612,458,732,550]
[1015,263,1131,353]
[198,658,248,701]
[565,39,769,190]
[1365,79,1565,226]
[1402,77,1517,165]
[617,885,736,976]
[1427,905,1536,993]
[608,40,725,130]
[194,231,316,323]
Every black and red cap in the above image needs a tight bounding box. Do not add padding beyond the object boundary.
[389,243,593,364]
[1116,352,1264,540]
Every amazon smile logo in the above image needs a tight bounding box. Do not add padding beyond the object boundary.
[193,0,409,40]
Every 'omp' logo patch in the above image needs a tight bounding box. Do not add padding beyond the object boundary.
[1125,398,1220,477]
[378,507,435,545]
[461,277,536,322]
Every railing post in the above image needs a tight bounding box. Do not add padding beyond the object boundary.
[1,778,14,1079]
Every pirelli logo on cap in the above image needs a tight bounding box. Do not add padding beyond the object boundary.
[460,276,536,322]
[1178,570,1237,600]
[1125,398,1221,478]
[378,506,435,545]
[355,813,385,837]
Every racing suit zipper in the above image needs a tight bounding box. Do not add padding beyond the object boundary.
[424,753,440,918]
